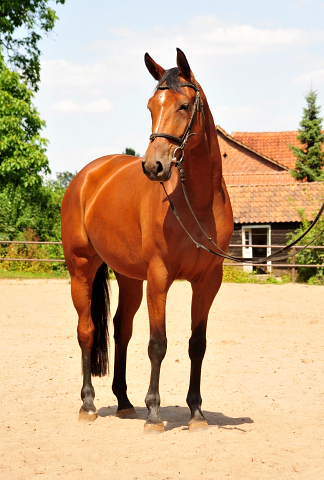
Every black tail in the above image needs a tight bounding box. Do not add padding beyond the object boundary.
[90,262,110,377]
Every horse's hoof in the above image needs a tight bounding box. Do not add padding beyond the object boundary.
[144,422,165,435]
[78,407,98,422]
[188,418,208,432]
[117,407,137,419]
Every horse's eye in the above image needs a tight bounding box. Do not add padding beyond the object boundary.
[179,104,189,111]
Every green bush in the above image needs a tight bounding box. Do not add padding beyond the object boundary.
[287,205,324,285]
[0,178,68,276]
[222,265,287,284]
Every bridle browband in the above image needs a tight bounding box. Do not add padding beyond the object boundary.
[149,80,205,161]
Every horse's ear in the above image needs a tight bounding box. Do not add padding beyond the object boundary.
[144,53,166,81]
[176,48,192,81]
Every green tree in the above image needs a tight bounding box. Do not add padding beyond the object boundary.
[56,171,77,188]
[0,0,65,91]
[123,147,141,157]
[289,89,324,182]
[287,207,324,285]
[0,179,66,275]
[0,180,64,241]
[0,54,50,189]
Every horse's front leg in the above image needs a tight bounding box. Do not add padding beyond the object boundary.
[187,265,223,432]
[144,262,170,434]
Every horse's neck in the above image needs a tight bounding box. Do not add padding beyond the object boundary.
[185,100,223,212]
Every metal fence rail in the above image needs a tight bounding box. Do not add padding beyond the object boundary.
[0,241,62,244]
[0,240,64,263]
[0,241,323,283]
[0,258,65,263]
[227,244,324,283]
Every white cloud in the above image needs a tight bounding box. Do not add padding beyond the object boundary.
[41,59,110,87]
[41,17,324,92]
[294,0,313,7]
[184,17,313,54]
[214,105,262,131]
[213,104,300,132]
[294,69,324,88]
[108,15,324,56]
[51,98,113,113]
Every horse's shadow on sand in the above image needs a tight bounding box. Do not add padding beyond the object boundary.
[98,405,253,432]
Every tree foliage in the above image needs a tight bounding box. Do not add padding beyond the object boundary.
[0,179,66,275]
[0,180,64,241]
[0,168,79,240]
[287,205,324,285]
[56,170,77,188]
[123,147,141,157]
[289,89,324,182]
[0,54,50,188]
[0,0,65,90]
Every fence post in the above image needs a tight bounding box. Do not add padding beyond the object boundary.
[292,246,296,285]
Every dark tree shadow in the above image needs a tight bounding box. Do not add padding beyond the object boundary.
[98,405,253,432]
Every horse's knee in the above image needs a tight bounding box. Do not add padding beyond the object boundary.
[148,334,167,364]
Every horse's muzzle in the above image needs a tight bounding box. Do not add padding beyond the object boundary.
[142,159,172,182]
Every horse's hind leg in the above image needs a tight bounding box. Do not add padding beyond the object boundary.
[187,266,223,432]
[112,273,143,418]
[70,256,107,420]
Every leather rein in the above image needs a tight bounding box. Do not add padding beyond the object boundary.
[150,80,324,265]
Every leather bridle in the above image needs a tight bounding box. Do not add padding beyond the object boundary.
[149,81,205,162]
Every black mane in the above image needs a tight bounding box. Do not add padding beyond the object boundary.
[156,67,187,94]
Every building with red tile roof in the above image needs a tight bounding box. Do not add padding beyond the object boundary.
[216,126,324,271]
[217,126,287,176]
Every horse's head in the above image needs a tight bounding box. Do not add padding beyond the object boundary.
[142,49,204,182]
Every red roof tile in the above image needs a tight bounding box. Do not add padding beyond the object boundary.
[227,182,324,223]
[231,131,302,170]
[224,172,298,185]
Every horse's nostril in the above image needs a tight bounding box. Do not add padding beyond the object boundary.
[142,162,147,175]
[156,161,163,175]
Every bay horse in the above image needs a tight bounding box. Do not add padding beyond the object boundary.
[61,48,233,433]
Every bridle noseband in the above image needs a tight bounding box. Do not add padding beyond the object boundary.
[149,81,205,162]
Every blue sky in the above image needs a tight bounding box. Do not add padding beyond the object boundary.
[35,0,324,175]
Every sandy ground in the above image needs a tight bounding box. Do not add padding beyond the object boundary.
[0,279,324,480]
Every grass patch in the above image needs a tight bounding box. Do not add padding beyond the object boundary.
[0,269,69,280]
[0,264,293,283]
[223,265,291,284]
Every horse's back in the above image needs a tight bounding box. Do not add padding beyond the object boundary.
[64,154,141,204]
